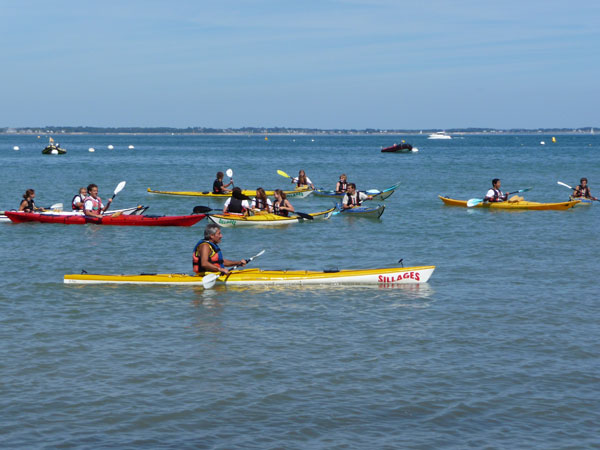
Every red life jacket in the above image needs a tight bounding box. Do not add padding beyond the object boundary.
[193,240,224,273]
[84,195,103,213]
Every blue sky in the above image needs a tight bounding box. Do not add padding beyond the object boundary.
[2,0,599,129]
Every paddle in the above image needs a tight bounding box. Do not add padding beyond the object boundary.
[467,187,532,207]
[191,205,314,220]
[277,169,291,179]
[40,202,64,211]
[202,249,265,289]
[111,181,126,202]
[558,181,599,201]
[226,168,234,187]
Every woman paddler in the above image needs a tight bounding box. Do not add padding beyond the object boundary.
[335,174,349,193]
[193,224,247,275]
[18,189,41,212]
[273,189,294,216]
[222,187,251,215]
[291,170,315,190]
[251,187,272,213]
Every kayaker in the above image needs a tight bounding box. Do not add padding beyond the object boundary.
[252,187,273,213]
[335,174,349,193]
[484,179,508,202]
[291,170,315,190]
[83,184,112,217]
[71,187,87,211]
[193,224,247,275]
[342,183,372,209]
[273,189,294,216]
[223,187,251,215]
[18,189,41,212]
[213,171,233,194]
[572,178,597,200]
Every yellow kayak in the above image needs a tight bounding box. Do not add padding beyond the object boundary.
[64,265,435,286]
[148,187,313,199]
[439,196,580,210]
[208,207,336,227]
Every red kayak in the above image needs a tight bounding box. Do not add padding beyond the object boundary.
[5,211,206,227]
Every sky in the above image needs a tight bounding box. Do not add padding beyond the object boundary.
[1,0,599,129]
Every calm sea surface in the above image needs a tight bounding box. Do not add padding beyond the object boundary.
[1,134,598,448]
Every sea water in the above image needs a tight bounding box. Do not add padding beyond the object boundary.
[0,134,598,448]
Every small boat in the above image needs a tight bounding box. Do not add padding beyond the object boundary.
[335,204,385,219]
[42,144,67,154]
[64,265,436,286]
[313,182,400,201]
[438,196,580,210]
[570,196,594,206]
[148,187,313,199]
[427,132,452,140]
[207,207,335,227]
[5,211,206,226]
[381,143,414,153]
[1,206,148,223]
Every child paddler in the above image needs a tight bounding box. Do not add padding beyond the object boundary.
[193,224,247,276]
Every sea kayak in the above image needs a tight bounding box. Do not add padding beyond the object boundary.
[147,187,313,199]
[5,211,206,226]
[313,182,400,201]
[439,196,580,210]
[335,204,386,218]
[207,207,336,227]
[0,206,147,223]
[64,265,435,286]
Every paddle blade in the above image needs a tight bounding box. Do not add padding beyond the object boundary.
[192,205,213,214]
[277,169,291,179]
[202,273,219,289]
[514,187,532,194]
[226,168,233,178]
[294,211,314,220]
[114,181,126,196]
[365,189,381,195]
[50,203,63,211]
[466,198,484,207]
[557,181,573,190]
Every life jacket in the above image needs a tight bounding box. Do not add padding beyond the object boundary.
[297,177,308,188]
[345,192,362,207]
[253,197,268,210]
[273,199,289,217]
[213,179,224,194]
[574,185,590,198]
[192,240,224,273]
[337,180,348,192]
[72,194,84,211]
[488,188,506,202]
[23,198,35,212]
[227,197,246,214]
[84,195,103,213]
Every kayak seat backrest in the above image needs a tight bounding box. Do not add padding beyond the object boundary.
[324,268,340,273]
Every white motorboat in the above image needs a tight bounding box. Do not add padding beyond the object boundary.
[427,131,452,140]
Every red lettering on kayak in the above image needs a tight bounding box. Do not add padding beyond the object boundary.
[415,272,420,281]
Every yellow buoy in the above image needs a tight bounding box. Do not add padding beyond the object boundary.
[552,136,556,143]
[265,136,268,141]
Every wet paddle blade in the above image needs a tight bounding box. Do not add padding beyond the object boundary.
[114,181,127,196]
[202,273,219,289]
[277,169,291,179]
[226,168,233,178]
[466,198,484,207]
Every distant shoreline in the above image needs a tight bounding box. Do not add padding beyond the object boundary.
[1,130,597,136]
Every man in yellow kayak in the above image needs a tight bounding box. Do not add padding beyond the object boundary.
[193,224,247,275]
[572,177,597,200]
[484,179,510,202]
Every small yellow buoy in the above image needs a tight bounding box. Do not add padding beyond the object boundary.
[552,136,556,143]
[265,136,268,141]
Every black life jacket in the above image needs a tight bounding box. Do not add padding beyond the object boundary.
[337,180,348,192]
[273,199,289,217]
[345,192,362,207]
[253,197,268,210]
[192,240,224,273]
[227,197,245,214]
[213,179,224,194]
[574,185,590,198]
[22,198,35,212]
